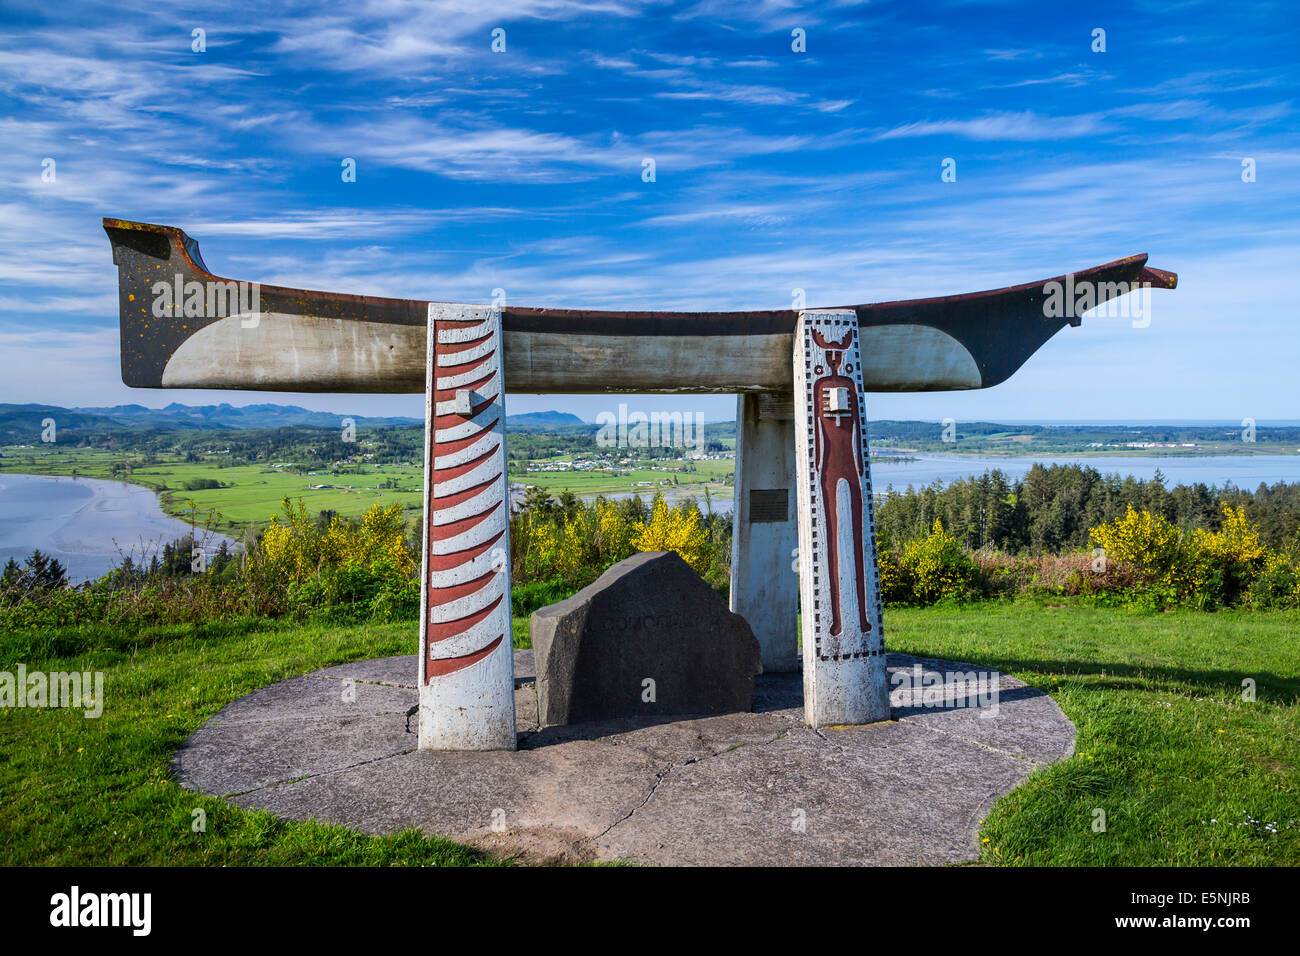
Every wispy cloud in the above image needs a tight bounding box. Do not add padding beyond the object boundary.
[0,0,1295,421]
[874,110,1108,141]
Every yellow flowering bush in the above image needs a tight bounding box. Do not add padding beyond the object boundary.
[876,542,908,605]
[635,494,711,576]
[895,519,980,604]
[1250,549,1300,608]
[1185,505,1268,606]
[256,497,413,582]
[1089,505,1183,585]
[511,493,723,593]
[595,501,638,562]
[257,498,327,581]
[1090,504,1284,607]
[251,498,417,620]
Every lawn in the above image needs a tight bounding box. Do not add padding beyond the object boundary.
[884,602,1300,866]
[507,456,733,506]
[0,618,497,865]
[1,603,1296,865]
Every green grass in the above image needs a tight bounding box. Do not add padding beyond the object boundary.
[0,617,501,865]
[2,602,1296,865]
[884,602,1300,865]
[507,455,734,499]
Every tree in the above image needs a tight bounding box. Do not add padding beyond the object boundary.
[3,550,68,593]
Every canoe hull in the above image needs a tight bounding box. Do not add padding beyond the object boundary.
[105,218,1176,395]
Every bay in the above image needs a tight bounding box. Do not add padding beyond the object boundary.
[0,474,237,584]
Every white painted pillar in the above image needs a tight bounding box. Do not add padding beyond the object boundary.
[730,392,799,673]
[792,310,889,727]
[419,303,517,750]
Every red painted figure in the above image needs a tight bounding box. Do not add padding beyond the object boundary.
[811,329,871,639]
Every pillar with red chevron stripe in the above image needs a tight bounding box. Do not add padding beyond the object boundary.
[419,303,517,750]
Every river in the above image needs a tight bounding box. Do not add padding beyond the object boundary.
[0,474,237,585]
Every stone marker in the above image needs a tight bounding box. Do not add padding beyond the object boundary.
[531,551,762,726]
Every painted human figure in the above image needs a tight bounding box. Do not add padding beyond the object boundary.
[811,329,871,639]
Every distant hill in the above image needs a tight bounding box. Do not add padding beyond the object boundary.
[0,402,589,444]
[0,402,420,443]
[71,403,422,428]
[505,410,586,427]
[3,402,1297,451]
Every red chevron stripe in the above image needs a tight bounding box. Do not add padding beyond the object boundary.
[434,397,495,428]
[431,476,498,510]
[427,529,504,571]
[433,444,499,485]
[427,635,503,680]
[434,370,494,402]
[437,331,495,354]
[428,592,503,640]
[433,421,501,459]
[430,500,501,540]
[437,348,496,374]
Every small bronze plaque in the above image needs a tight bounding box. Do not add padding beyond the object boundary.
[749,488,789,523]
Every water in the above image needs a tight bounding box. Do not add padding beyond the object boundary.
[579,453,1300,515]
[0,474,237,584]
[5,454,1298,579]
[868,453,1300,494]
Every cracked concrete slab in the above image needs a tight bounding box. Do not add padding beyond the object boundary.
[175,713,415,796]
[231,741,667,863]
[596,721,1031,865]
[204,674,415,727]
[175,650,1075,864]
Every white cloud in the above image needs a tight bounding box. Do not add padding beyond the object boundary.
[875,110,1108,141]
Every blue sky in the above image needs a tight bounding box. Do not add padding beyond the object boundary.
[1,0,1296,424]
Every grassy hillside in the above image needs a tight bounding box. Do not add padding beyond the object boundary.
[1,603,1295,865]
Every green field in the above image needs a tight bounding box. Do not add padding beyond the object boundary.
[508,454,733,501]
[1,446,735,534]
[1,447,426,534]
[2,602,1295,865]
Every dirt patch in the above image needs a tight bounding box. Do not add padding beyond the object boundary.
[472,826,602,865]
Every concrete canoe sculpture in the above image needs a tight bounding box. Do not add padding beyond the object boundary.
[104,217,1177,749]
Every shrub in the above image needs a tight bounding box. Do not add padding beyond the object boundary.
[881,520,980,606]
[1090,505,1183,586]
[182,477,224,491]
[635,495,712,577]
[1248,550,1300,609]
[1187,505,1268,607]
[252,497,415,587]
[1089,504,1282,608]
[509,491,725,593]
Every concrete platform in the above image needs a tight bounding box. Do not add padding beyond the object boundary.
[174,650,1075,865]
